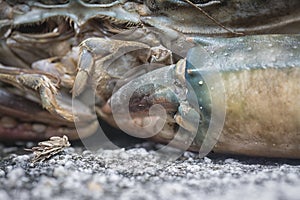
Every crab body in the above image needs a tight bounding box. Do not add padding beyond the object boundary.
[0,0,299,158]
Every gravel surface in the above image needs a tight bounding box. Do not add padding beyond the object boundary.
[1,142,300,200]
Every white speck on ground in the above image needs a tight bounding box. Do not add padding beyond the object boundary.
[0,143,300,200]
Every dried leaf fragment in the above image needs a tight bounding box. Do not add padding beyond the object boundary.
[25,135,71,163]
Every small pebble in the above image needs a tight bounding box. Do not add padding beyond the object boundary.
[64,160,74,169]
[87,181,103,192]
[12,155,30,163]
[224,158,236,164]
[0,169,5,177]
[204,157,212,163]
[53,166,67,177]
[0,190,11,200]
[7,167,24,186]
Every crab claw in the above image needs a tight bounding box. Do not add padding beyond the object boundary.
[108,59,202,151]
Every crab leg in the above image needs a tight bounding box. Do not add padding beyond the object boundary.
[73,38,151,98]
[0,67,74,121]
[0,88,73,126]
[0,46,98,140]
[0,84,98,141]
[0,88,79,141]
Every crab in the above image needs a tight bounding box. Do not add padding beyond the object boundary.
[0,0,299,158]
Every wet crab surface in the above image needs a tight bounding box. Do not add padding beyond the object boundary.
[0,0,299,158]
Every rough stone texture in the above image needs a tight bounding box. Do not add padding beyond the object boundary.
[0,142,300,200]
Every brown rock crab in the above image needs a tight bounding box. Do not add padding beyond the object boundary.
[0,0,299,158]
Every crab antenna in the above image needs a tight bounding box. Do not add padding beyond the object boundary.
[183,0,244,36]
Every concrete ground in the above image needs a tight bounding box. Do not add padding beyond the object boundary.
[0,139,300,200]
